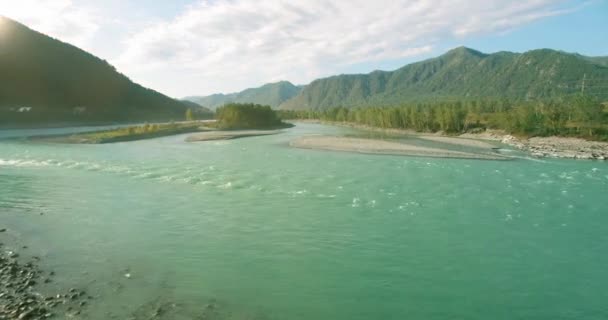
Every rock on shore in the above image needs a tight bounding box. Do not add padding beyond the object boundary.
[1,241,91,319]
[500,135,608,160]
[331,122,608,161]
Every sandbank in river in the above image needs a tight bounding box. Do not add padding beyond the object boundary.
[185,130,282,142]
[290,136,510,160]
[317,121,608,161]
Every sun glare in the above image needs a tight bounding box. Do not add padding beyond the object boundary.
[0,16,9,38]
[0,21,6,41]
[0,15,19,42]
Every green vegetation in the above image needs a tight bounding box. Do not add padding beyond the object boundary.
[185,109,194,121]
[35,122,204,144]
[279,95,608,140]
[0,17,210,127]
[186,81,302,110]
[279,47,608,110]
[4,13,606,134]
[215,103,291,130]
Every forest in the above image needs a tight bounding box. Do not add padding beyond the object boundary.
[279,95,608,140]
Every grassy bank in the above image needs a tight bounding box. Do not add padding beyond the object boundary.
[30,122,207,144]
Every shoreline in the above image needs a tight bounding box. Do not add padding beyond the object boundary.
[28,125,204,144]
[290,136,511,160]
[0,228,93,319]
[1,225,226,319]
[0,120,216,131]
[23,121,214,144]
[186,130,283,142]
[459,130,608,160]
[500,135,608,160]
[22,121,288,144]
[305,121,608,161]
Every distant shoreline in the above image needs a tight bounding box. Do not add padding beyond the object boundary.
[23,122,287,144]
[28,123,204,144]
[297,121,608,161]
[290,135,511,160]
[11,120,608,160]
[0,120,216,131]
[186,130,283,142]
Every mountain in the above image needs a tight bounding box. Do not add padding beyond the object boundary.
[280,47,608,110]
[578,54,608,67]
[180,100,213,114]
[0,16,202,126]
[185,81,301,110]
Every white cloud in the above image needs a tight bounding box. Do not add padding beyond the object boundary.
[452,0,579,36]
[115,0,576,97]
[0,0,99,49]
[1,0,579,97]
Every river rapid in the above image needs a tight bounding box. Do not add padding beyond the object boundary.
[1,123,607,319]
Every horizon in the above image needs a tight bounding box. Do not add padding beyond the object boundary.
[1,0,607,98]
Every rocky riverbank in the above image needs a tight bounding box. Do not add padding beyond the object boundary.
[318,122,608,161]
[458,130,608,160]
[500,135,608,160]
[1,227,257,320]
[1,230,92,319]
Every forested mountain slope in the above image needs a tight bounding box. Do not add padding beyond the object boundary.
[280,47,608,110]
[0,16,199,126]
[185,81,301,110]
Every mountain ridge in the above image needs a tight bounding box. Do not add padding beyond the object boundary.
[278,47,608,110]
[185,81,301,110]
[0,16,208,126]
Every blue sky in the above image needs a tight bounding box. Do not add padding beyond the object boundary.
[348,0,608,74]
[1,0,606,97]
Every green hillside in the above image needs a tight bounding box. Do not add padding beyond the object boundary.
[280,47,608,110]
[580,55,608,67]
[0,16,202,126]
[185,81,301,110]
[180,100,213,115]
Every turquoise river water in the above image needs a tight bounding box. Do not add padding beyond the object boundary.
[1,123,607,319]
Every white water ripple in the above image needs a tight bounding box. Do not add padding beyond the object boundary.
[0,157,253,192]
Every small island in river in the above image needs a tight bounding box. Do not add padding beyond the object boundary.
[186,103,292,142]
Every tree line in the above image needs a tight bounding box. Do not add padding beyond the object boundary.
[278,95,608,140]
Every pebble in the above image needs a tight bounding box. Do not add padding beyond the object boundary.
[0,246,93,320]
[502,136,608,161]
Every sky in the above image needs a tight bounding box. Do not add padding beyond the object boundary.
[0,0,607,98]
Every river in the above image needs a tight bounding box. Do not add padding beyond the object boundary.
[1,123,607,319]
